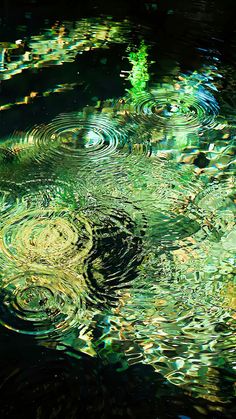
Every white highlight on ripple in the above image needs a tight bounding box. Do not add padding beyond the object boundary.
[23,113,127,163]
[125,85,219,132]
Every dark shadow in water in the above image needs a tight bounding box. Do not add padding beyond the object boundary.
[0,45,127,137]
[0,328,235,419]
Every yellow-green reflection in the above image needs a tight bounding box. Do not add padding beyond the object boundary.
[0,17,235,406]
[0,18,131,81]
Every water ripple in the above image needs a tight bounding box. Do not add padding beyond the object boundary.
[0,180,145,339]
[0,181,19,218]
[20,113,129,165]
[0,18,132,81]
[0,21,235,405]
[90,175,236,400]
[83,205,144,307]
[0,272,83,337]
[124,85,219,132]
[0,208,93,270]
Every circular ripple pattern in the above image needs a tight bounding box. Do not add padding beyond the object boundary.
[125,87,219,132]
[0,181,145,310]
[0,208,93,270]
[0,273,82,336]
[23,113,128,163]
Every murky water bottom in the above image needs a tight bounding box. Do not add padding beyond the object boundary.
[0,4,235,418]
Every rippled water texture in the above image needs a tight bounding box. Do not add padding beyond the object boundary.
[0,7,235,417]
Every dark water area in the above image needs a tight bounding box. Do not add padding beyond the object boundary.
[0,1,235,418]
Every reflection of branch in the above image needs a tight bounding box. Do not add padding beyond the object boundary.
[126,41,149,94]
[0,82,79,111]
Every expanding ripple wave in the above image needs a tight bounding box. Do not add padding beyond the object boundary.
[0,180,146,340]
[18,113,128,165]
[124,84,219,132]
[91,175,236,400]
[0,272,83,337]
[0,14,236,409]
[0,208,93,270]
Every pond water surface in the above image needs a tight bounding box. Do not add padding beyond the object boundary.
[0,1,235,418]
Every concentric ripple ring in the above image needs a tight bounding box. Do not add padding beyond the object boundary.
[0,272,83,337]
[125,87,219,132]
[0,208,93,270]
[23,113,127,162]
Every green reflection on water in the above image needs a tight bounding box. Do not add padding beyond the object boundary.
[0,17,235,407]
